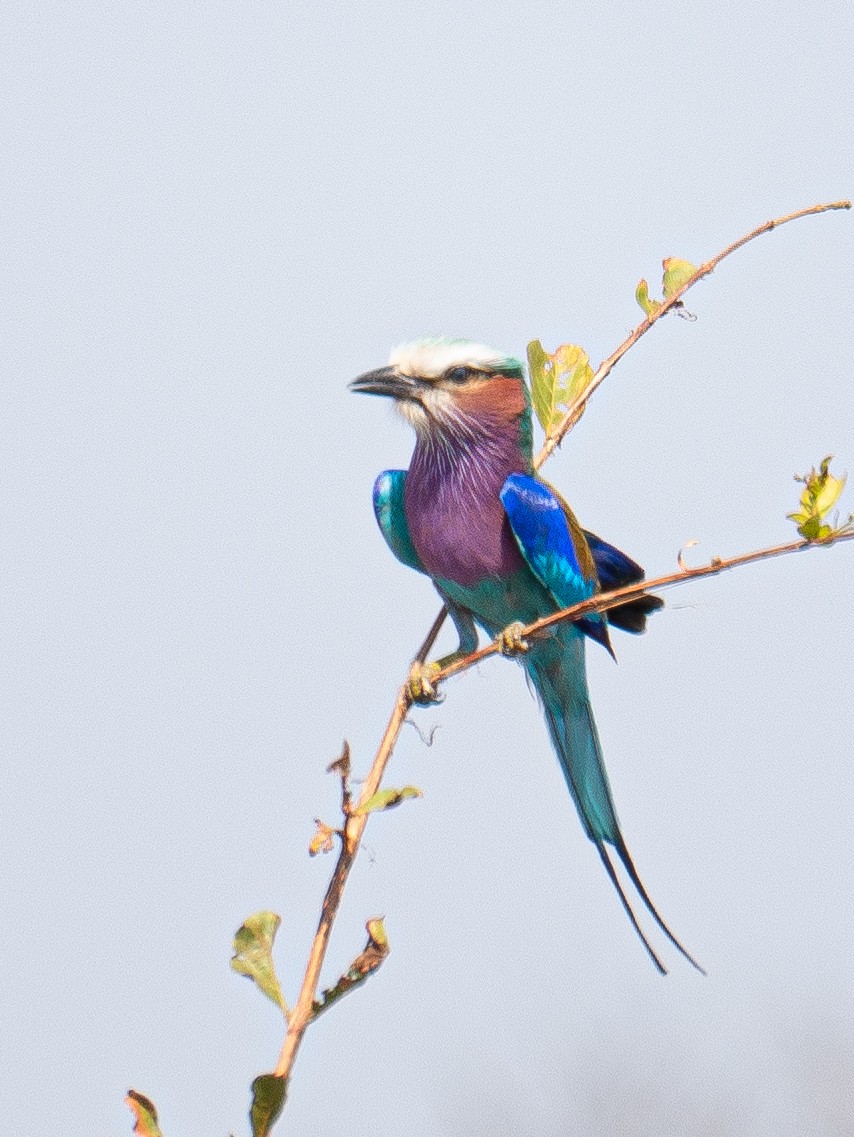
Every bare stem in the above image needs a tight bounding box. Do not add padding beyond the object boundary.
[534,200,851,468]
[274,684,412,1078]
[414,604,449,664]
[433,530,854,684]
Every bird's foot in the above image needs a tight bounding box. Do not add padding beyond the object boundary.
[407,660,443,705]
[496,620,530,657]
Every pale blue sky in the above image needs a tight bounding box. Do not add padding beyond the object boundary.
[2,3,853,1135]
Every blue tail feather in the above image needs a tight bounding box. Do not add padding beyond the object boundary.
[528,630,701,973]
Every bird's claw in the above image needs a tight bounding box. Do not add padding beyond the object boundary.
[496,620,530,656]
[407,660,443,705]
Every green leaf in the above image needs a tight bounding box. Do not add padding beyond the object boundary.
[789,455,849,541]
[126,1091,164,1137]
[355,786,423,815]
[635,278,662,317]
[526,340,593,437]
[662,257,697,298]
[527,339,551,434]
[312,918,391,1020]
[250,1074,287,1137]
[365,916,388,948]
[814,470,846,516]
[231,912,287,1014]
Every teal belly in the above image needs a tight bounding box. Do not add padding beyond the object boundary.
[436,567,556,638]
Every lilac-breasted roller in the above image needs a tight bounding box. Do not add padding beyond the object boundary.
[351,338,700,973]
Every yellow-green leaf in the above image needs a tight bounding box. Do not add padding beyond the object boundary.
[662,257,697,298]
[231,911,287,1014]
[789,456,849,541]
[635,278,662,317]
[527,339,593,437]
[814,471,846,517]
[250,1074,287,1137]
[365,916,388,949]
[355,786,423,815]
[126,1091,164,1137]
[527,339,551,434]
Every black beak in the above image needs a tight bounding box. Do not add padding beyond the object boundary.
[349,366,423,400]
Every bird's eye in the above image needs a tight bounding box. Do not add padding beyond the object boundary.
[447,366,471,383]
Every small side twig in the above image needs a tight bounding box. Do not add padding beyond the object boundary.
[273,685,411,1079]
[413,602,450,664]
[535,199,851,468]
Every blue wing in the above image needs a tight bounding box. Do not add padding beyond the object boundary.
[500,474,612,653]
[499,474,596,608]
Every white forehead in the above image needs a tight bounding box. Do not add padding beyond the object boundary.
[389,338,507,379]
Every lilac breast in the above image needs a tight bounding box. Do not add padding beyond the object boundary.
[404,433,526,587]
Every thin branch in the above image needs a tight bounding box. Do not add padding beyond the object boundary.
[274,685,411,1079]
[414,604,449,664]
[432,529,854,684]
[269,200,851,1105]
[534,200,850,469]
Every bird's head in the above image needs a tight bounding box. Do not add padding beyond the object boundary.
[350,338,531,449]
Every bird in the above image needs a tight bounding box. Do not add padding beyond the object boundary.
[351,337,700,974]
